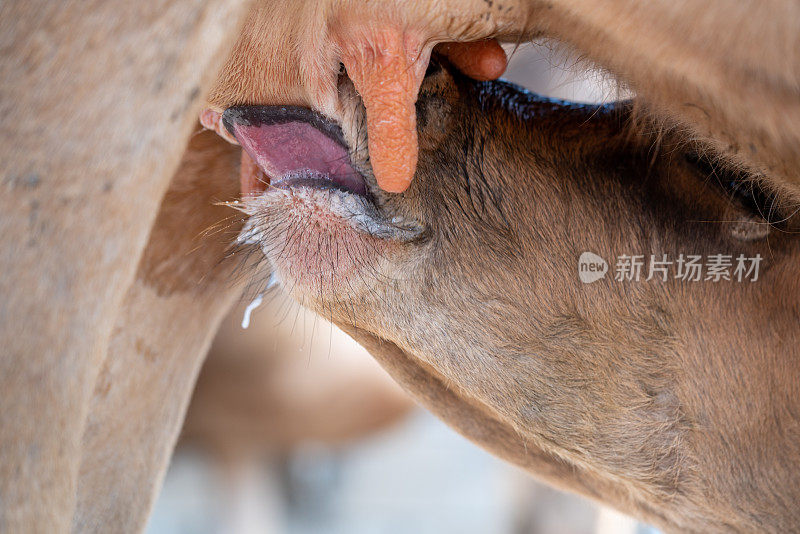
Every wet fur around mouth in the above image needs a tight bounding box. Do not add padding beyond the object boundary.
[226,70,431,276]
[225,93,424,301]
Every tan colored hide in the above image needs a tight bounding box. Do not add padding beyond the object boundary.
[0,1,250,531]
[74,130,246,532]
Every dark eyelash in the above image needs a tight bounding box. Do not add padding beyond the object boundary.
[684,152,790,228]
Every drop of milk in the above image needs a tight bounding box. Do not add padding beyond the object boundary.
[241,294,263,329]
[240,272,281,329]
[266,271,280,289]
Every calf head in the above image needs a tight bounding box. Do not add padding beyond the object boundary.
[220,57,800,532]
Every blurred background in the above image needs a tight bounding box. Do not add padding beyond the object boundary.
[146,42,651,534]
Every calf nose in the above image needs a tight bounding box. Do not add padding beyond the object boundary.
[199,109,238,145]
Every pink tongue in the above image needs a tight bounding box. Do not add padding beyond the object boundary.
[232,122,366,196]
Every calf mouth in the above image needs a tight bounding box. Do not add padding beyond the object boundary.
[223,106,367,196]
[221,102,424,299]
[222,105,421,242]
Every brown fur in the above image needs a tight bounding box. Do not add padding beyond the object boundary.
[242,59,800,532]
